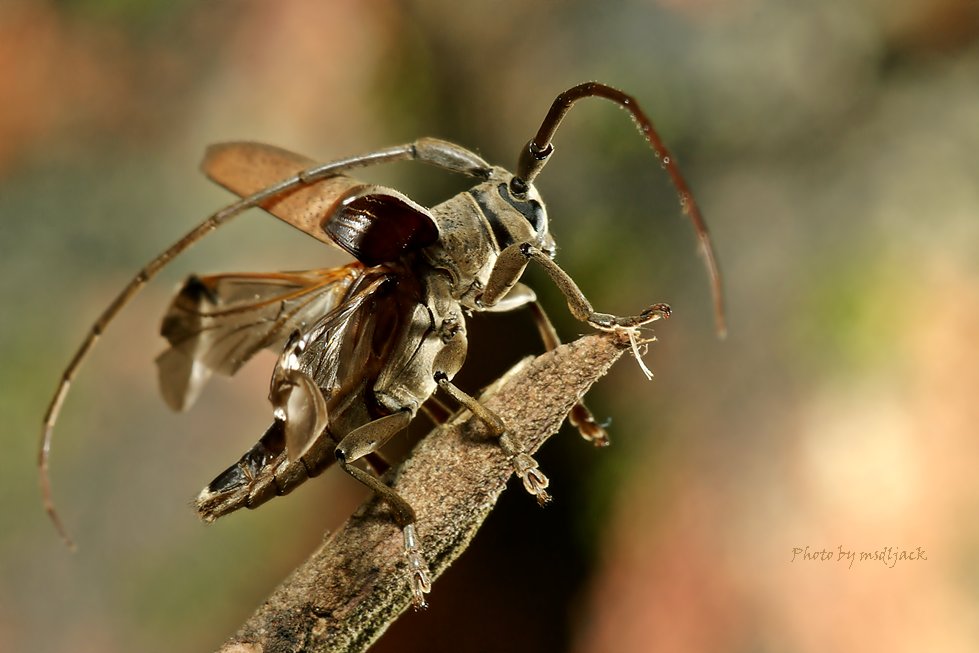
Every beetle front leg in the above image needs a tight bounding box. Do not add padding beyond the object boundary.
[482,243,671,331]
[434,373,551,505]
[526,301,610,447]
[335,410,432,609]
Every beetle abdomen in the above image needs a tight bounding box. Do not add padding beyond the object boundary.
[195,420,336,521]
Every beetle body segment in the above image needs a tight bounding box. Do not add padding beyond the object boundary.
[420,168,554,308]
[187,257,470,522]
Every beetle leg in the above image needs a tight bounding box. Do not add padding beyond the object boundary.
[487,243,672,331]
[526,301,610,447]
[434,374,552,506]
[479,241,531,308]
[334,410,431,608]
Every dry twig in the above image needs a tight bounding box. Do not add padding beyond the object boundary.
[217,331,635,653]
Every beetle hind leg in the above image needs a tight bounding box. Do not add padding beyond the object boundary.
[402,523,432,606]
[335,410,432,608]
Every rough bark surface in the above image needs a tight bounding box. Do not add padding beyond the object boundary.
[216,332,632,653]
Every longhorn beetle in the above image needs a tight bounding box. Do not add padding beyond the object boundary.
[39,82,725,608]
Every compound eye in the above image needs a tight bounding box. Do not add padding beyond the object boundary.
[498,182,546,234]
[526,200,546,234]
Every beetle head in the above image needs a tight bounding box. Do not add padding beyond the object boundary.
[510,82,727,336]
[470,171,555,257]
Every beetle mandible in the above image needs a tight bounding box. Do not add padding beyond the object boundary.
[39,82,725,608]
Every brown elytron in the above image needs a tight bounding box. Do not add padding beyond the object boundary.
[39,82,724,607]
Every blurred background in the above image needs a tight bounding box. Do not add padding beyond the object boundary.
[2,0,978,651]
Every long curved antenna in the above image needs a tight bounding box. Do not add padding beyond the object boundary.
[514,81,727,338]
[38,145,420,548]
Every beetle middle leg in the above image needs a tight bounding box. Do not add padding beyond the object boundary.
[334,410,432,608]
[434,372,551,505]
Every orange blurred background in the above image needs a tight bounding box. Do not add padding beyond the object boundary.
[3,1,978,651]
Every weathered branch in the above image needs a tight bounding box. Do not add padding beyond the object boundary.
[217,332,634,653]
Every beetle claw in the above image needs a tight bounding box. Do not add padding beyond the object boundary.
[513,453,551,505]
[570,404,610,446]
[588,302,670,332]
[403,524,431,609]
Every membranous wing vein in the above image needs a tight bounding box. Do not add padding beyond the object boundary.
[156,264,363,412]
[194,265,414,520]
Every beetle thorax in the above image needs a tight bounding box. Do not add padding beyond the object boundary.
[423,169,551,308]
